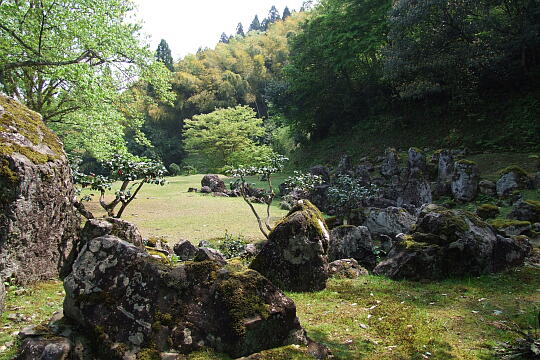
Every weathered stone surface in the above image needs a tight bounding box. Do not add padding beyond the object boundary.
[0,94,79,284]
[479,180,496,196]
[380,148,401,177]
[476,204,499,220]
[364,207,416,238]
[492,221,532,237]
[397,168,432,208]
[64,235,307,358]
[16,336,72,360]
[250,200,329,292]
[328,259,368,279]
[354,166,371,185]
[173,240,198,261]
[496,170,529,198]
[373,204,531,280]
[407,148,427,173]
[508,200,540,223]
[201,174,225,193]
[328,226,376,269]
[194,247,227,266]
[451,160,479,202]
[336,155,353,175]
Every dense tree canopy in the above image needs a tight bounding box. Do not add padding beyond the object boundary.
[0,0,174,162]
[156,39,174,71]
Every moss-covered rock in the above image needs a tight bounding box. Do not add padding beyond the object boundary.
[508,199,540,223]
[476,203,500,220]
[373,204,531,280]
[451,160,479,202]
[63,235,307,359]
[0,94,79,285]
[250,200,329,292]
[328,225,376,269]
[496,166,530,198]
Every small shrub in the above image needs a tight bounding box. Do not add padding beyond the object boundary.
[217,232,248,259]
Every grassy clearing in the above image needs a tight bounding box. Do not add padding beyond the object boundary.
[81,174,289,244]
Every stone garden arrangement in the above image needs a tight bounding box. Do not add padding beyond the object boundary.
[1,95,538,359]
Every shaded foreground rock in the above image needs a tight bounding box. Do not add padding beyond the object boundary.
[201,174,225,193]
[374,204,531,280]
[328,226,376,269]
[63,235,307,358]
[250,200,329,292]
[328,259,368,279]
[508,200,540,223]
[0,94,79,284]
[364,207,416,238]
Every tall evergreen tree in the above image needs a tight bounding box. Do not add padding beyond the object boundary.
[236,22,245,37]
[155,39,174,71]
[267,5,281,23]
[261,18,270,31]
[282,6,291,20]
[219,32,230,43]
[249,15,262,32]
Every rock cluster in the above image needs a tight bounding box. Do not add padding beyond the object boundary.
[0,95,79,286]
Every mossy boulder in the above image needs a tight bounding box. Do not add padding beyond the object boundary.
[380,147,401,177]
[249,200,329,292]
[496,166,530,198]
[364,207,416,238]
[508,199,540,223]
[63,234,307,359]
[476,204,500,220]
[0,94,79,285]
[373,204,531,280]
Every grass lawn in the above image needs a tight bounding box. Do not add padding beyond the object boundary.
[81,174,289,244]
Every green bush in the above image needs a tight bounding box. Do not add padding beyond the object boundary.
[168,163,181,176]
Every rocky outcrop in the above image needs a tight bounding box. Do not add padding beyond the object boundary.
[0,95,79,284]
[328,226,376,269]
[250,200,329,292]
[310,165,330,184]
[407,148,427,173]
[397,168,432,208]
[364,207,416,238]
[63,235,307,358]
[380,148,401,178]
[373,204,531,280]
[479,180,496,196]
[451,160,479,202]
[201,174,225,193]
[508,200,540,223]
[328,259,368,279]
[436,150,454,184]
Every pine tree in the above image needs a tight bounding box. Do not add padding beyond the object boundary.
[219,32,229,43]
[155,39,174,71]
[267,5,281,23]
[236,22,245,37]
[261,18,270,31]
[282,6,291,19]
[249,15,261,32]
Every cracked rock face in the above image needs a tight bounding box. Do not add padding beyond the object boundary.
[63,235,306,359]
[0,94,79,285]
[250,200,329,292]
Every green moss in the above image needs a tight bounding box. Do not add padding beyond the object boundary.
[402,238,438,251]
[241,345,314,359]
[476,204,500,220]
[146,249,170,264]
[524,199,540,210]
[215,270,271,338]
[478,203,499,211]
[0,95,62,164]
[136,348,160,360]
[410,147,423,154]
[489,219,531,229]
[154,311,173,326]
[498,165,529,178]
[282,199,327,237]
[455,159,477,166]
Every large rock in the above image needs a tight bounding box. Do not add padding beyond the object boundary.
[309,165,330,184]
[0,95,79,284]
[508,200,540,223]
[0,281,5,314]
[373,204,531,280]
[328,259,368,279]
[201,174,225,193]
[173,240,199,261]
[407,147,427,173]
[63,235,307,358]
[364,207,416,238]
[380,148,401,178]
[250,200,329,292]
[451,160,479,202]
[496,168,530,198]
[328,226,376,269]
[397,168,432,208]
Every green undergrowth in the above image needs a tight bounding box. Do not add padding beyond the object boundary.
[2,266,539,359]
